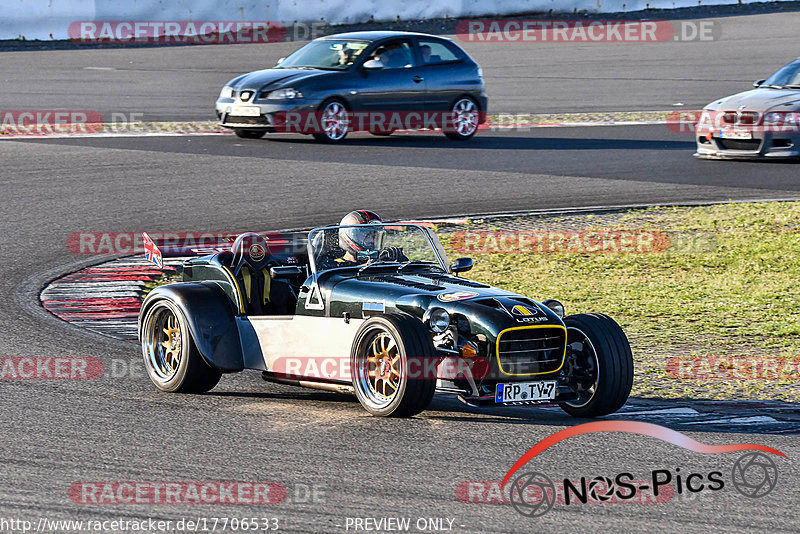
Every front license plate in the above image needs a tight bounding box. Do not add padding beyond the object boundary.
[229,106,261,117]
[496,381,557,404]
[718,129,752,140]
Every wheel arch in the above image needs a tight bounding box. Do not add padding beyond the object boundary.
[318,95,352,111]
[451,93,482,111]
[139,283,245,372]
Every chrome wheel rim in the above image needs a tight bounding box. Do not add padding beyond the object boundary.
[321,101,349,140]
[355,328,402,409]
[563,327,599,408]
[452,98,478,136]
[144,305,183,384]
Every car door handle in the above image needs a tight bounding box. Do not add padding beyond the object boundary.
[413,75,424,83]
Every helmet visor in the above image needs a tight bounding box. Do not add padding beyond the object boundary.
[348,225,384,251]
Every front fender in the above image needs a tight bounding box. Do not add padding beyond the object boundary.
[138,283,244,372]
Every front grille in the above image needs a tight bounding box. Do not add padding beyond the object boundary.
[718,138,761,151]
[496,326,566,375]
[223,115,270,126]
[721,111,761,126]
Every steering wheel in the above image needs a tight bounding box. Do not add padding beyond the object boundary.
[377,246,407,263]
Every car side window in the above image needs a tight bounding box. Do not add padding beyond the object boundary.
[370,40,415,69]
[418,40,462,65]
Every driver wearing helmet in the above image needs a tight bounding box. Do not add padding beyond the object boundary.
[338,210,384,264]
[317,210,407,270]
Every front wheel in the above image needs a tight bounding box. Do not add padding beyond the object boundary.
[141,300,222,393]
[351,314,436,417]
[234,128,267,139]
[558,313,633,418]
[312,99,349,143]
[444,97,480,140]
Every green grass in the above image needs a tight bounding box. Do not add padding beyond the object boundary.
[442,202,800,402]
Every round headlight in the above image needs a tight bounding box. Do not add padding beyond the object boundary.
[541,299,565,319]
[423,307,450,333]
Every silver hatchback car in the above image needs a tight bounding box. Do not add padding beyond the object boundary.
[215,31,488,143]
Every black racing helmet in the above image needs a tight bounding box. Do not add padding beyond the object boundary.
[338,210,383,255]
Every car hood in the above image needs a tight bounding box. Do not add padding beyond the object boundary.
[228,68,334,91]
[706,88,800,112]
[325,270,564,337]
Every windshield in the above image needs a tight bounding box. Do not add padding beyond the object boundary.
[309,224,447,273]
[277,39,370,70]
[762,60,800,87]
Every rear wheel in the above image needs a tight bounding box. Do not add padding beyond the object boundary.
[234,128,267,139]
[351,314,435,417]
[444,97,479,140]
[141,300,221,393]
[312,99,349,143]
[558,313,633,418]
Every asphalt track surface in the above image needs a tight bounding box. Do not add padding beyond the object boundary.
[1,10,799,534]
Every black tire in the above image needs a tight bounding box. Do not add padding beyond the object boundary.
[312,98,350,143]
[350,313,436,417]
[444,96,480,141]
[140,300,222,393]
[234,129,267,139]
[558,313,633,418]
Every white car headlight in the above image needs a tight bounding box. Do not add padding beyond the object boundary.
[266,88,303,100]
[423,307,450,333]
[219,86,234,99]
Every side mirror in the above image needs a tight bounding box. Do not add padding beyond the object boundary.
[270,265,304,279]
[450,257,473,274]
[362,59,384,70]
[753,79,766,88]
[276,57,285,65]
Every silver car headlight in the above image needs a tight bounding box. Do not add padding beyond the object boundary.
[541,299,565,319]
[423,307,450,333]
[266,88,303,100]
[764,112,784,124]
[219,86,234,99]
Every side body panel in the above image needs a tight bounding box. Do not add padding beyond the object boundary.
[241,315,365,381]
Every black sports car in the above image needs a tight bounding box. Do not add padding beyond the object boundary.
[138,223,633,417]
[215,31,488,142]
